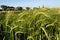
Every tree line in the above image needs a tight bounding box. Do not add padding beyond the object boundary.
[0,5,30,11]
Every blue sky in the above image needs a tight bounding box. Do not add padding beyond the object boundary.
[0,0,60,8]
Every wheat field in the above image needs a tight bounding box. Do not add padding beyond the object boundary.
[0,8,60,40]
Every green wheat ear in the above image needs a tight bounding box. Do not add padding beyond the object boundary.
[40,27,51,40]
[27,36,34,40]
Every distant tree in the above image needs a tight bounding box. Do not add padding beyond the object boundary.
[42,5,44,8]
[1,5,7,10]
[26,7,30,10]
[7,6,15,10]
[33,7,39,10]
[39,6,40,8]
[16,7,23,10]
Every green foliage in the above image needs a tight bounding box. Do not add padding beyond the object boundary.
[1,5,7,10]
[0,8,60,40]
[26,7,30,10]
[16,7,23,11]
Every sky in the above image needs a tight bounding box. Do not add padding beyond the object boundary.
[0,0,60,8]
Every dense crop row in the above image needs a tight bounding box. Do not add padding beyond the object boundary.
[0,8,60,40]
